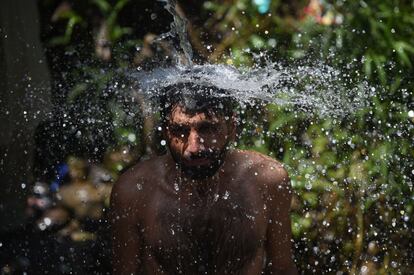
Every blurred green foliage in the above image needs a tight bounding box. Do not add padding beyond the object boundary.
[206,0,414,273]
[39,0,144,160]
[40,0,414,273]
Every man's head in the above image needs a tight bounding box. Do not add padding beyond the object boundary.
[160,83,236,179]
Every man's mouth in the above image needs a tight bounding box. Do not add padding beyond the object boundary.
[184,157,211,166]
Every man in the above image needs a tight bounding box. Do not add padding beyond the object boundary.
[110,84,298,274]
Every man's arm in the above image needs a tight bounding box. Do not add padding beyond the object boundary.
[110,172,142,274]
[264,166,298,275]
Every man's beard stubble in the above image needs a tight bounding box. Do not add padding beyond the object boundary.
[168,145,229,180]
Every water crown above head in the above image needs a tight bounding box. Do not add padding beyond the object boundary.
[134,62,372,118]
[135,0,373,118]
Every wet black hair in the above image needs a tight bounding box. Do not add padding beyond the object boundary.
[159,83,236,125]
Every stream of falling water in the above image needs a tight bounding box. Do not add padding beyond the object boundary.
[157,0,193,66]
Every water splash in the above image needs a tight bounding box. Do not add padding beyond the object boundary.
[158,0,193,66]
[136,0,373,117]
[134,61,372,117]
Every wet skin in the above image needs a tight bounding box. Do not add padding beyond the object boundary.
[110,106,298,274]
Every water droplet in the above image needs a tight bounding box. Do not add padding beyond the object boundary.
[38,222,47,231]
[223,190,230,200]
[161,140,166,146]
[128,133,136,142]
[44,217,51,226]
[213,194,219,202]
[361,265,368,274]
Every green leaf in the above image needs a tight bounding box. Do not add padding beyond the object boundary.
[49,35,70,46]
[250,34,265,49]
[69,83,88,101]
[92,0,111,13]
[47,9,84,45]
[108,0,130,27]
[373,55,387,84]
[111,26,132,41]
[394,41,414,67]
[363,54,372,78]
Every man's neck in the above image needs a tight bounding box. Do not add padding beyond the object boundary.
[165,152,229,197]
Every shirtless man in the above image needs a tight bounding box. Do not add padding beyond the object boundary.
[110,84,298,274]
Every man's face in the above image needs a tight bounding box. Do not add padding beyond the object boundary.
[165,105,233,179]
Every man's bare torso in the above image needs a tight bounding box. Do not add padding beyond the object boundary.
[111,149,296,274]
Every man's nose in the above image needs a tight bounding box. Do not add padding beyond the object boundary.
[185,129,204,155]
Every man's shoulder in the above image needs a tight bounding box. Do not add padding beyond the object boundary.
[231,149,287,173]
[231,149,290,188]
[119,155,167,182]
[110,155,167,206]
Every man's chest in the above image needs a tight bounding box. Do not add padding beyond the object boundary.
[141,185,267,273]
